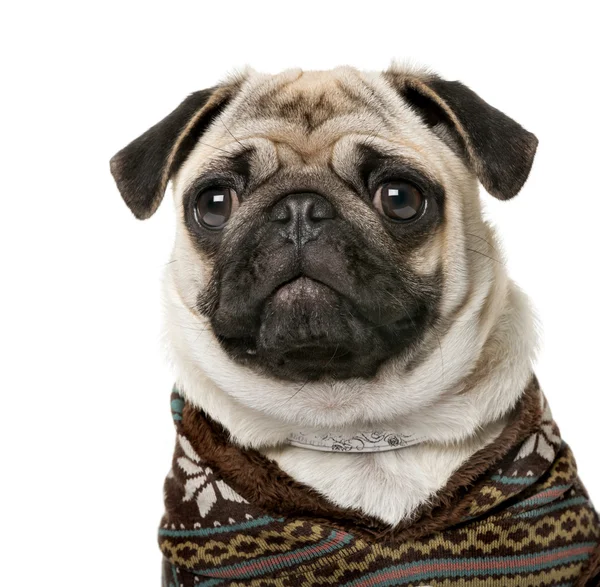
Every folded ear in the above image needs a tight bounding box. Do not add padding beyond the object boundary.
[110,85,235,219]
[385,69,538,200]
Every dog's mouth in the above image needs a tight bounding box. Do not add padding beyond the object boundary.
[213,275,428,382]
[271,276,338,306]
[282,345,354,364]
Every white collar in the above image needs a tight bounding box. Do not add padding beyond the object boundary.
[285,429,427,452]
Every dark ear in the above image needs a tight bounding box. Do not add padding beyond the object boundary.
[385,70,538,200]
[110,86,234,219]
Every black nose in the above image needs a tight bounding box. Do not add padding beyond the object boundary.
[270,192,335,246]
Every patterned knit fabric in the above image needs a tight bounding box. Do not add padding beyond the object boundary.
[159,386,600,586]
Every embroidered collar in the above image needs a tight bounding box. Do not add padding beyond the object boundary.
[159,379,600,586]
[285,428,427,452]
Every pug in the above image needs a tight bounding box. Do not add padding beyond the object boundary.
[111,66,600,586]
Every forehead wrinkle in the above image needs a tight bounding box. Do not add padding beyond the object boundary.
[175,135,281,196]
[265,121,406,170]
[369,135,451,183]
[331,134,445,190]
[239,68,397,126]
[280,107,383,134]
[217,113,390,169]
[221,75,390,137]
[174,141,245,194]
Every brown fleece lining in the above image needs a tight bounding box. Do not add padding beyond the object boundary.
[180,375,542,540]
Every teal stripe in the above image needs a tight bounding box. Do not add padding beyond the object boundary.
[340,542,596,586]
[198,531,353,579]
[196,579,225,586]
[171,398,185,413]
[192,571,574,587]
[515,496,589,519]
[171,397,185,422]
[514,484,571,508]
[520,484,571,501]
[159,516,280,537]
[490,474,538,485]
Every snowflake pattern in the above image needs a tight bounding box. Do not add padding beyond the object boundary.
[176,434,248,518]
[515,397,561,463]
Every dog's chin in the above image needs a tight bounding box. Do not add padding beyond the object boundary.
[216,277,425,382]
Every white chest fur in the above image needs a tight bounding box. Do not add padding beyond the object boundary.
[263,418,506,525]
[165,259,537,527]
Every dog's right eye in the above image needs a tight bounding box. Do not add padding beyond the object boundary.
[193,187,239,229]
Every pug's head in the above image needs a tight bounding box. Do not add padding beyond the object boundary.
[111,66,537,429]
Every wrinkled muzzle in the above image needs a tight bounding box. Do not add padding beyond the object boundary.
[210,191,435,381]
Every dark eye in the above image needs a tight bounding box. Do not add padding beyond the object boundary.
[373,182,424,221]
[194,187,239,229]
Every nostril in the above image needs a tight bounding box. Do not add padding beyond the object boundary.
[309,198,335,221]
[269,192,335,225]
[269,201,292,223]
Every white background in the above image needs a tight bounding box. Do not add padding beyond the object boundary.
[1,2,599,584]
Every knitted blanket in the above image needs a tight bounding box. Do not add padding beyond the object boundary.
[159,379,600,586]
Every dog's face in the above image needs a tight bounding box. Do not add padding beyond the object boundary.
[111,66,537,426]
[178,75,453,382]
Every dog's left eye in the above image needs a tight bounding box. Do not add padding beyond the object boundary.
[373,182,424,221]
[194,187,239,229]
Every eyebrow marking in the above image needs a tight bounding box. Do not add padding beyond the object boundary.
[197,145,257,179]
[355,143,444,198]
[225,147,254,179]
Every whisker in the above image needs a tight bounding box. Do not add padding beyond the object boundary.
[196,139,235,155]
[465,232,499,254]
[322,344,340,369]
[380,289,418,333]
[219,116,245,150]
[283,377,311,405]
[466,247,505,266]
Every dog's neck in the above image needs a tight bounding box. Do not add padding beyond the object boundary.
[164,244,537,525]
